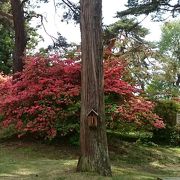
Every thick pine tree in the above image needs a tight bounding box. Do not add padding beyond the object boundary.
[77,0,112,176]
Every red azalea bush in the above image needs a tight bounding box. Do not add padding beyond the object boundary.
[118,97,164,128]
[0,56,81,138]
[0,56,164,139]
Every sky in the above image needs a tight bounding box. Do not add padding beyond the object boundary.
[32,0,163,49]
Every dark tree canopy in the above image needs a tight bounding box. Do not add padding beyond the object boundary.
[117,0,180,20]
[0,24,13,74]
[103,17,149,45]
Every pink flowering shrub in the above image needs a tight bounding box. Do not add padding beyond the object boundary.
[0,56,164,139]
[0,56,81,138]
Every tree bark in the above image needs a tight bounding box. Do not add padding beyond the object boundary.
[10,0,26,73]
[77,0,112,176]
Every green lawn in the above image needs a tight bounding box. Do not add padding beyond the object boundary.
[0,137,179,180]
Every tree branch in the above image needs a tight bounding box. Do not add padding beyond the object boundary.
[21,0,29,7]
[31,13,58,44]
[61,0,79,16]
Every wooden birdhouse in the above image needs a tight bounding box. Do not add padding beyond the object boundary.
[87,109,99,128]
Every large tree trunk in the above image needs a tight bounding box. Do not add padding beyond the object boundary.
[10,0,26,73]
[77,0,112,176]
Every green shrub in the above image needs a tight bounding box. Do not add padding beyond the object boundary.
[152,100,180,145]
[152,126,180,146]
[154,100,180,127]
[0,125,17,139]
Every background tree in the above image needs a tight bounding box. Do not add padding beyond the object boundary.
[0,0,26,73]
[159,20,180,86]
[10,0,27,73]
[146,78,179,99]
[104,17,157,90]
[77,0,111,176]
[146,20,180,99]
[0,0,45,74]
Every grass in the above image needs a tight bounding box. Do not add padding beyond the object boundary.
[0,136,179,180]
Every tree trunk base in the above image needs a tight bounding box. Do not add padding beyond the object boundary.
[77,156,112,176]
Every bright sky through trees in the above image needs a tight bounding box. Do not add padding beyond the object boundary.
[33,0,162,49]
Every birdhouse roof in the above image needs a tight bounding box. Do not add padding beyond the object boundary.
[87,109,98,116]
